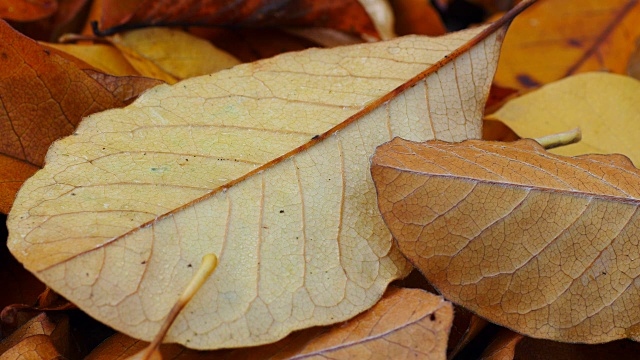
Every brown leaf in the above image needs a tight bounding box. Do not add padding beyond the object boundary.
[0,312,69,357]
[0,0,57,22]
[390,0,447,36]
[95,0,380,41]
[372,138,640,343]
[0,20,161,213]
[9,0,90,42]
[0,334,63,360]
[6,2,533,348]
[495,0,640,89]
[87,288,453,359]
[480,329,524,360]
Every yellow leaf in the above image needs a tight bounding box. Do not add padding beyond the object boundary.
[487,72,640,165]
[8,4,532,349]
[372,138,640,343]
[494,0,640,89]
[110,27,241,83]
[42,43,141,77]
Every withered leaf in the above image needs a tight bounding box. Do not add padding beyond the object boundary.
[372,138,640,343]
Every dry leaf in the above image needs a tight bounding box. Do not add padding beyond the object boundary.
[88,288,453,359]
[43,43,141,76]
[7,2,531,348]
[0,0,57,22]
[372,138,640,343]
[0,335,63,360]
[390,0,447,36]
[96,0,380,41]
[495,0,640,89]
[480,329,524,360]
[0,20,162,213]
[109,27,240,84]
[486,72,640,165]
[0,312,69,357]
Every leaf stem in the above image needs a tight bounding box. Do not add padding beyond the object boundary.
[129,253,218,360]
[534,128,582,150]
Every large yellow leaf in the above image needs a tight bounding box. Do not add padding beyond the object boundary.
[486,72,640,166]
[7,4,533,349]
[372,138,640,343]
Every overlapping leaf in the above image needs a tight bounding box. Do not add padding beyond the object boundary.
[87,288,453,359]
[7,4,533,349]
[0,20,162,213]
[372,138,640,343]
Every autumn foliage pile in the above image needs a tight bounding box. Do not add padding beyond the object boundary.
[2,0,640,359]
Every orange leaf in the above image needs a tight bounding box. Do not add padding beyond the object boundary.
[390,0,447,36]
[87,288,453,359]
[480,329,524,360]
[0,335,63,360]
[0,20,161,213]
[372,138,640,343]
[495,0,640,89]
[0,0,57,22]
[95,0,380,41]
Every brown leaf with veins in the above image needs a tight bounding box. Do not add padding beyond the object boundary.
[7,2,537,349]
[0,20,162,213]
[87,288,453,359]
[95,0,380,41]
[372,138,640,343]
[0,335,63,360]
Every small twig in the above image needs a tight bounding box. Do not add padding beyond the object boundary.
[534,128,582,150]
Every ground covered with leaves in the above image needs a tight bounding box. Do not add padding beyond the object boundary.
[2,0,640,359]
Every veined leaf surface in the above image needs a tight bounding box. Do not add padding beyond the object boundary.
[7,4,532,349]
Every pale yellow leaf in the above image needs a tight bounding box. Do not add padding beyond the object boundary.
[487,72,640,165]
[8,6,527,349]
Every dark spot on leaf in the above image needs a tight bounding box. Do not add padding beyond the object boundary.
[44,49,50,55]
[430,313,437,321]
[311,135,320,140]
[85,272,89,277]
[141,260,146,265]
[0,52,7,60]
[71,193,76,196]
[602,271,607,275]
[187,264,192,268]
[279,210,284,213]
[516,74,541,88]
[567,38,582,47]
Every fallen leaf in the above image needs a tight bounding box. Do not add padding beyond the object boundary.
[0,312,69,356]
[43,43,141,76]
[372,138,640,343]
[96,0,381,41]
[0,0,57,22]
[0,335,63,360]
[480,329,524,360]
[87,288,452,359]
[390,0,447,36]
[494,0,640,89]
[109,27,240,84]
[0,20,162,213]
[7,2,533,348]
[486,72,640,165]
[8,0,89,42]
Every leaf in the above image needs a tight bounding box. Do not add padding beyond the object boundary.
[480,329,523,360]
[0,20,161,213]
[108,27,241,84]
[494,0,640,89]
[486,72,640,165]
[87,288,453,359]
[389,0,447,36]
[372,138,640,343]
[43,43,141,76]
[7,3,533,348]
[95,0,381,41]
[0,335,63,360]
[0,313,69,357]
[0,0,57,22]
